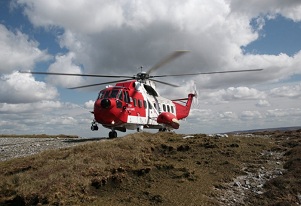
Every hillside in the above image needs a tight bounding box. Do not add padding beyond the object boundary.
[0,130,300,205]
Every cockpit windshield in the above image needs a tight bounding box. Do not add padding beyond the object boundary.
[98,89,121,99]
[110,89,119,98]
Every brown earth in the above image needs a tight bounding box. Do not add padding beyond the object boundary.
[0,130,300,206]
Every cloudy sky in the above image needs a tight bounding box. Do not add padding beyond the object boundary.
[0,0,301,137]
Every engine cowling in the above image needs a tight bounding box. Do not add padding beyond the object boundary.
[157,112,180,129]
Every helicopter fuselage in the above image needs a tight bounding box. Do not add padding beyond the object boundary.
[92,80,194,137]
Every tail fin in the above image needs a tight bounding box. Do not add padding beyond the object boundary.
[172,93,195,120]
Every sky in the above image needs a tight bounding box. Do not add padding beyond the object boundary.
[0,0,301,137]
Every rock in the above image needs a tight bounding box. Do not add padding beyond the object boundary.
[177,145,190,152]
[234,181,241,187]
[297,193,301,204]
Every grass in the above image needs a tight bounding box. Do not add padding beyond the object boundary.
[0,131,300,205]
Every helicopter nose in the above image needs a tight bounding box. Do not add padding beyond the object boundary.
[101,99,111,109]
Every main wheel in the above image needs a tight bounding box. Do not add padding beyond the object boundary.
[109,131,117,139]
[113,131,117,138]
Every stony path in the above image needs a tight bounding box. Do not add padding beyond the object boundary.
[215,150,286,205]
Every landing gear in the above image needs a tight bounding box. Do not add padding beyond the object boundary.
[91,121,98,131]
[159,128,167,132]
[109,130,117,139]
[137,125,144,132]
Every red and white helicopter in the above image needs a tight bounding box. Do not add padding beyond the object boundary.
[21,51,262,138]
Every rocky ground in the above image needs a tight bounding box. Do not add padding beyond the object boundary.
[0,137,104,162]
[0,130,300,205]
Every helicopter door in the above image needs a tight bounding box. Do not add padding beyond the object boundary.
[146,98,158,126]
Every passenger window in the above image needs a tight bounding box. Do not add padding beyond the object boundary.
[163,104,166,112]
[171,106,174,113]
[148,101,152,109]
[138,100,143,108]
[167,105,170,112]
[133,98,137,107]
[126,91,130,103]
[144,100,147,108]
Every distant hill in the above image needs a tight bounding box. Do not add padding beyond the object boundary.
[229,126,301,134]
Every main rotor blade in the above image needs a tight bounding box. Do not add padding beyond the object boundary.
[19,71,133,78]
[151,79,180,87]
[68,78,134,89]
[151,68,263,78]
[146,50,189,75]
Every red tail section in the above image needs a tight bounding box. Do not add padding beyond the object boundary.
[172,93,195,120]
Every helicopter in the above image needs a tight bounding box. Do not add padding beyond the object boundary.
[21,51,262,138]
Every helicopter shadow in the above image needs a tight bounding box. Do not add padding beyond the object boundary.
[62,137,108,143]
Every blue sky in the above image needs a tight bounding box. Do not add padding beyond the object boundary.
[245,15,301,56]
[0,0,301,137]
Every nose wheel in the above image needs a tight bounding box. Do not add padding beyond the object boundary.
[109,130,117,139]
[91,121,98,131]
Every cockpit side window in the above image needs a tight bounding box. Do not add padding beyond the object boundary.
[103,90,110,98]
[117,91,123,101]
[98,91,104,99]
[124,91,130,103]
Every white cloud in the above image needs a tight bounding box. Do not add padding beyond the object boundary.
[84,100,95,110]
[0,101,61,114]
[240,110,263,121]
[256,99,271,107]
[219,111,237,120]
[270,83,301,98]
[16,0,124,33]
[13,0,301,90]
[0,24,50,73]
[228,0,301,21]
[201,86,266,104]
[0,101,95,136]
[46,52,85,87]
[0,72,58,103]
[265,108,301,118]
[222,87,266,100]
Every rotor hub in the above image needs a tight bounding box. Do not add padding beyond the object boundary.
[136,72,149,81]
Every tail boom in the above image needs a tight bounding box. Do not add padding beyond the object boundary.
[172,93,195,120]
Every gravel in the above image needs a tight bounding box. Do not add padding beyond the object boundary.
[0,137,105,162]
[215,150,286,205]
